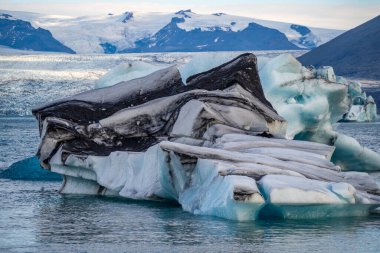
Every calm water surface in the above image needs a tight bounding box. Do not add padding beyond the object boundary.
[0,117,39,169]
[0,180,379,253]
[0,117,379,252]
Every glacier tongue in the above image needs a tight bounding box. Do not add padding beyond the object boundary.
[33,53,380,220]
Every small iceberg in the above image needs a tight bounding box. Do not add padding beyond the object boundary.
[341,80,377,122]
[32,53,380,220]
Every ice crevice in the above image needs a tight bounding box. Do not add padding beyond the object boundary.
[32,53,380,220]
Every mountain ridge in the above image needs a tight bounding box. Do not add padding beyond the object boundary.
[0,9,343,54]
[298,15,380,80]
[0,13,75,53]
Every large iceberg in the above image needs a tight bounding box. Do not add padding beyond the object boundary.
[32,54,380,220]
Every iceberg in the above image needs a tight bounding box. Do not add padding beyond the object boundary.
[258,54,380,171]
[32,53,380,220]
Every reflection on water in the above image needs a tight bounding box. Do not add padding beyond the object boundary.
[0,180,379,253]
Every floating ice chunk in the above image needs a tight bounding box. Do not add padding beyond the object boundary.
[343,100,377,122]
[344,105,368,122]
[341,80,377,122]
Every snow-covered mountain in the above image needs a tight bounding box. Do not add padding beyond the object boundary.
[124,16,300,52]
[0,13,74,53]
[0,9,343,54]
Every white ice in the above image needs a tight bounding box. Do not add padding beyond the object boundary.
[95,61,167,89]
[342,80,377,122]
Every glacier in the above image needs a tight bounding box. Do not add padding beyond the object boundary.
[32,53,380,221]
[341,79,377,122]
[1,10,343,54]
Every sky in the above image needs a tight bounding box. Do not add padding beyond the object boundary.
[1,0,379,29]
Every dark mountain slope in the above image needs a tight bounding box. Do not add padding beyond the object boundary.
[122,17,300,53]
[298,15,380,79]
[0,13,75,53]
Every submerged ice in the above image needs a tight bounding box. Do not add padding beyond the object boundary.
[32,53,380,221]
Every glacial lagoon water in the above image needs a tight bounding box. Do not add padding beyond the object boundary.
[0,117,379,252]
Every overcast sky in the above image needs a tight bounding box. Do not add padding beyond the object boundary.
[1,0,379,29]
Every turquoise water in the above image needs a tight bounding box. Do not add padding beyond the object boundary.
[0,117,379,252]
